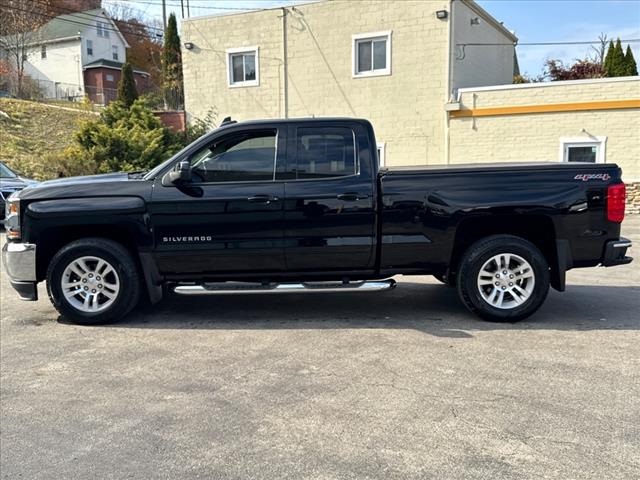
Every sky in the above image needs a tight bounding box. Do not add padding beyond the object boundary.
[103,0,640,76]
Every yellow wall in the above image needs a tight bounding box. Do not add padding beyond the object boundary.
[449,78,640,180]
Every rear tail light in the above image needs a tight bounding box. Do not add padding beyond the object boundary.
[607,183,626,223]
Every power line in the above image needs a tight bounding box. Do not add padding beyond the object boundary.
[122,0,270,12]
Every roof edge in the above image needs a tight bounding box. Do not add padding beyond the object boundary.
[459,0,518,43]
[455,75,640,100]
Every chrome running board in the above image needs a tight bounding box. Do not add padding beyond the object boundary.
[173,279,396,296]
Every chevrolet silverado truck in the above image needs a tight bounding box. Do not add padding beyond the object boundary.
[2,118,633,325]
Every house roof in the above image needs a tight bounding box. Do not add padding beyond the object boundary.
[83,58,149,76]
[462,0,518,43]
[37,9,104,42]
[1,9,130,48]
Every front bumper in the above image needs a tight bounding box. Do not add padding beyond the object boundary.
[601,237,633,267]
[1,242,38,300]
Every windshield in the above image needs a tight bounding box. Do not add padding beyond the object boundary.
[0,163,17,178]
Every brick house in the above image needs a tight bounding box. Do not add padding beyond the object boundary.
[83,59,151,104]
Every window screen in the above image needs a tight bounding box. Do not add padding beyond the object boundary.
[190,130,276,183]
[295,127,356,179]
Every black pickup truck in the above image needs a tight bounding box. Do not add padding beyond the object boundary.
[2,118,633,325]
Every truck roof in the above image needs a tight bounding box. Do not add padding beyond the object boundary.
[217,117,371,129]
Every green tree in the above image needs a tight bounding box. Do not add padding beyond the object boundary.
[74,98,180,173]
[609,39,627,76]
[603,40,615,75]
[117,62,138,108]
[624,45,638,76]
[162,13,184,110]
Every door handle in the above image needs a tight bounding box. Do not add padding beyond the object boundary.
[248,195,279,203]
[337,193,367,201]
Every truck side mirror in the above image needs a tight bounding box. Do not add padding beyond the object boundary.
[162,160,192,186]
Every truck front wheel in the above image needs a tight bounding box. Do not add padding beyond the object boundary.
[457,235,550,322]
[46,238,141,325]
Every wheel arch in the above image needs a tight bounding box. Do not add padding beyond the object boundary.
[449,214,565,291]
[35,225,162,304]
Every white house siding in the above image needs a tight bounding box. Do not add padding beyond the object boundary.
[16,10,127,99]
[450,0,516,91]
[24,40,83,98]
[80,14,128,66]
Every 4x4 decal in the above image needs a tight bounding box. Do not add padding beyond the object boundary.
[574,173,611,182]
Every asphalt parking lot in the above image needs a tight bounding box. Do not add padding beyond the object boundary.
[1,218,639,480]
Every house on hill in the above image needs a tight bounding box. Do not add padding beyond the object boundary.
[0,8,150,103]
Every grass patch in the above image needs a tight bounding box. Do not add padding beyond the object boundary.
[0,99,97,180]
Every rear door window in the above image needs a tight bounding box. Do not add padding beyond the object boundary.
[293,127,357,179]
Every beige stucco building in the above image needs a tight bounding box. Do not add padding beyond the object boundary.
[181,0,640,210]
[181,0,517,166]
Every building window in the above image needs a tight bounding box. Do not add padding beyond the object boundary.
[112,45,118,61]
[41,45,46,59]
[226,47,259,87]
[86,39,93,56]
[352,31,392,77]
[560,136,607,163]
[97,21,109,38]
[105,74,114,82]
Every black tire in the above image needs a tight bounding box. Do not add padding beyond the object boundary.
[46,238,141,325]
[456,235,550,322]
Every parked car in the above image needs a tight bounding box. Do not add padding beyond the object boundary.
[2,118,633,325]
[0,162,37,220]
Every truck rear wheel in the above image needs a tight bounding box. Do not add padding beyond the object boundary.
[457,235,549,322]
[46,238,141,325]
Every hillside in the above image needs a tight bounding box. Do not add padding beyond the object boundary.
[0,99,98,180]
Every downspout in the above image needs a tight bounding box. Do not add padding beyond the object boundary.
[281,7,289,119]
[444,0,454,165]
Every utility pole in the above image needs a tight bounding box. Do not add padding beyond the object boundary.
[186,0,190,18]
[162,0,167,29]
[180,0,184,19]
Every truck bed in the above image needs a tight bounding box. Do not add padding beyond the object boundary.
[381,161,620,176]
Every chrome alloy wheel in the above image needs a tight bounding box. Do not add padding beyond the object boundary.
[60,256,120,313]
[476,253,535,310]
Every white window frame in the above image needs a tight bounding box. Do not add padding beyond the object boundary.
[226,46,260,88]
[352,30,392,78]
[112,45,119,61]
[377,142,386,167]
[86,39,93,56]
[105,74,115,82]
[559,136,607,163]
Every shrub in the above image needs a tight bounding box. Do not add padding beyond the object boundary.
[72,98,180,173]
